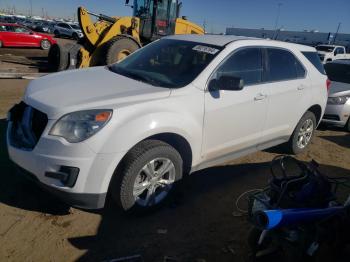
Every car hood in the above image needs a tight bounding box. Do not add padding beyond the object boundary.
[329,81,350,97]
[24,67,171,119]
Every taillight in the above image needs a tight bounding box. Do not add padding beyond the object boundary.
[326,79,331,92]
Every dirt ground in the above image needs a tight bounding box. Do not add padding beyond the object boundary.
[0,54,350,262]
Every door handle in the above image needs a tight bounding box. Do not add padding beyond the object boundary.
[297,85,305,90]
[254,93,267,101]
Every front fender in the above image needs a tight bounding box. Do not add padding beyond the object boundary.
[86,110,203,164]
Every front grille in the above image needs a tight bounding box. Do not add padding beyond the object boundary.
[323,114,340,121]
[8,102,48,150]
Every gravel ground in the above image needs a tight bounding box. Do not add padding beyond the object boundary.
[0,63,349,261]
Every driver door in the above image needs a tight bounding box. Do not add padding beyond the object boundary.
[14,26,36,46]
[202,47,268,161]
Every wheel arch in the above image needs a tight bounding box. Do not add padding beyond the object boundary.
[113,132,193,178]
[307,104,323,124]
[105,132,194,203]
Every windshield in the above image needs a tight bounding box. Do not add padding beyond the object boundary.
[316,46,335,52]
[325,63,350,85]
[110,39,222,88]
[133,0,153,17]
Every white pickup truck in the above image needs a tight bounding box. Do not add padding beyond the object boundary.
[316,45,350,64]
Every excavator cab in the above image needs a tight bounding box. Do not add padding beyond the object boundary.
[131,0,180,42]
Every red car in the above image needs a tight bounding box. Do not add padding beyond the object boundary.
[0,23,56,50]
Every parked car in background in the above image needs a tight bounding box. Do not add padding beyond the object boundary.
[28,21,48,33]
[322,60,350,131]
[7,35,328,211]
[54,22,83,40]
[316,45,350,64]
[0,23,56,49]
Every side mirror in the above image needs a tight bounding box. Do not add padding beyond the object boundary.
[209,75,244,91]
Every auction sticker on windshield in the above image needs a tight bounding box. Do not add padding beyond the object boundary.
[193,45,220,55]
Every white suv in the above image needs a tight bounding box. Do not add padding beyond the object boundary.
[7,35,328,211]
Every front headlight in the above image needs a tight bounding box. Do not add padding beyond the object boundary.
[49,110,112,143]
[327,96,350,105]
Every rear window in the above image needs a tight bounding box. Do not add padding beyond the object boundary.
[316,46,335,52]
[302,52,326,75]
[324,63,350,84]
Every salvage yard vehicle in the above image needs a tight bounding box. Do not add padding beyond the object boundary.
[316,44,350,64]
[7,35,328,211]
[0,23,56,50]
[48,0,204,71]
[322,60,350,131]
[53,22,83,40]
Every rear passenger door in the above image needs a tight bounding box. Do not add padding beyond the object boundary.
[258,48,310,148]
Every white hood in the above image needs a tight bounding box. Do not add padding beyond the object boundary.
[24,67,171,119]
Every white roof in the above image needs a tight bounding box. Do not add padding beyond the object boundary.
[164,34,315,51]
[165,34,257,46]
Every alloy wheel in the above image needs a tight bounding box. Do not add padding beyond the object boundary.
[297,118,314,149]
[133,158,176,207]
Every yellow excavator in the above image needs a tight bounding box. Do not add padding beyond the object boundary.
[48,0,204,71]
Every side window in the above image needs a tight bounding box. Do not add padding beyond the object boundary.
[335,48,345,54]
[266,48,304,82]
[5,26,14,32]
[295,58,306,78]
[215,48,263,86]
[14,26,30,33]
[0,25,7,31]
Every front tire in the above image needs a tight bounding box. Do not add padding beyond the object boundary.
[345,118,350,132]
[110,140,183,212]
[0,40,3,48]
[47,43,69,72]
[287,111,316,154]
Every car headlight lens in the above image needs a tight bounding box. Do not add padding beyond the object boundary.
[49,110,112,143]
[327,96,350,105]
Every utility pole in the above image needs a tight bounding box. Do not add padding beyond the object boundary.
[273,3,283,39]
[203,19,207,33]
[333,22,341,44]
[274,3,283,30]
[29,0,33,16]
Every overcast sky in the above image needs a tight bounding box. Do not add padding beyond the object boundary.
[1,0,349,34]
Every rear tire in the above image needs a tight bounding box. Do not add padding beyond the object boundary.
[48,43,69,72]
[54,30,60,38]
[40,39,51,50]
[110,140,183,212]
[99,36,139,65]
[0,40,3,48]
[287,111,316,154]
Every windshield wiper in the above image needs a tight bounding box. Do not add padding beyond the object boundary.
[110,67,163,87]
